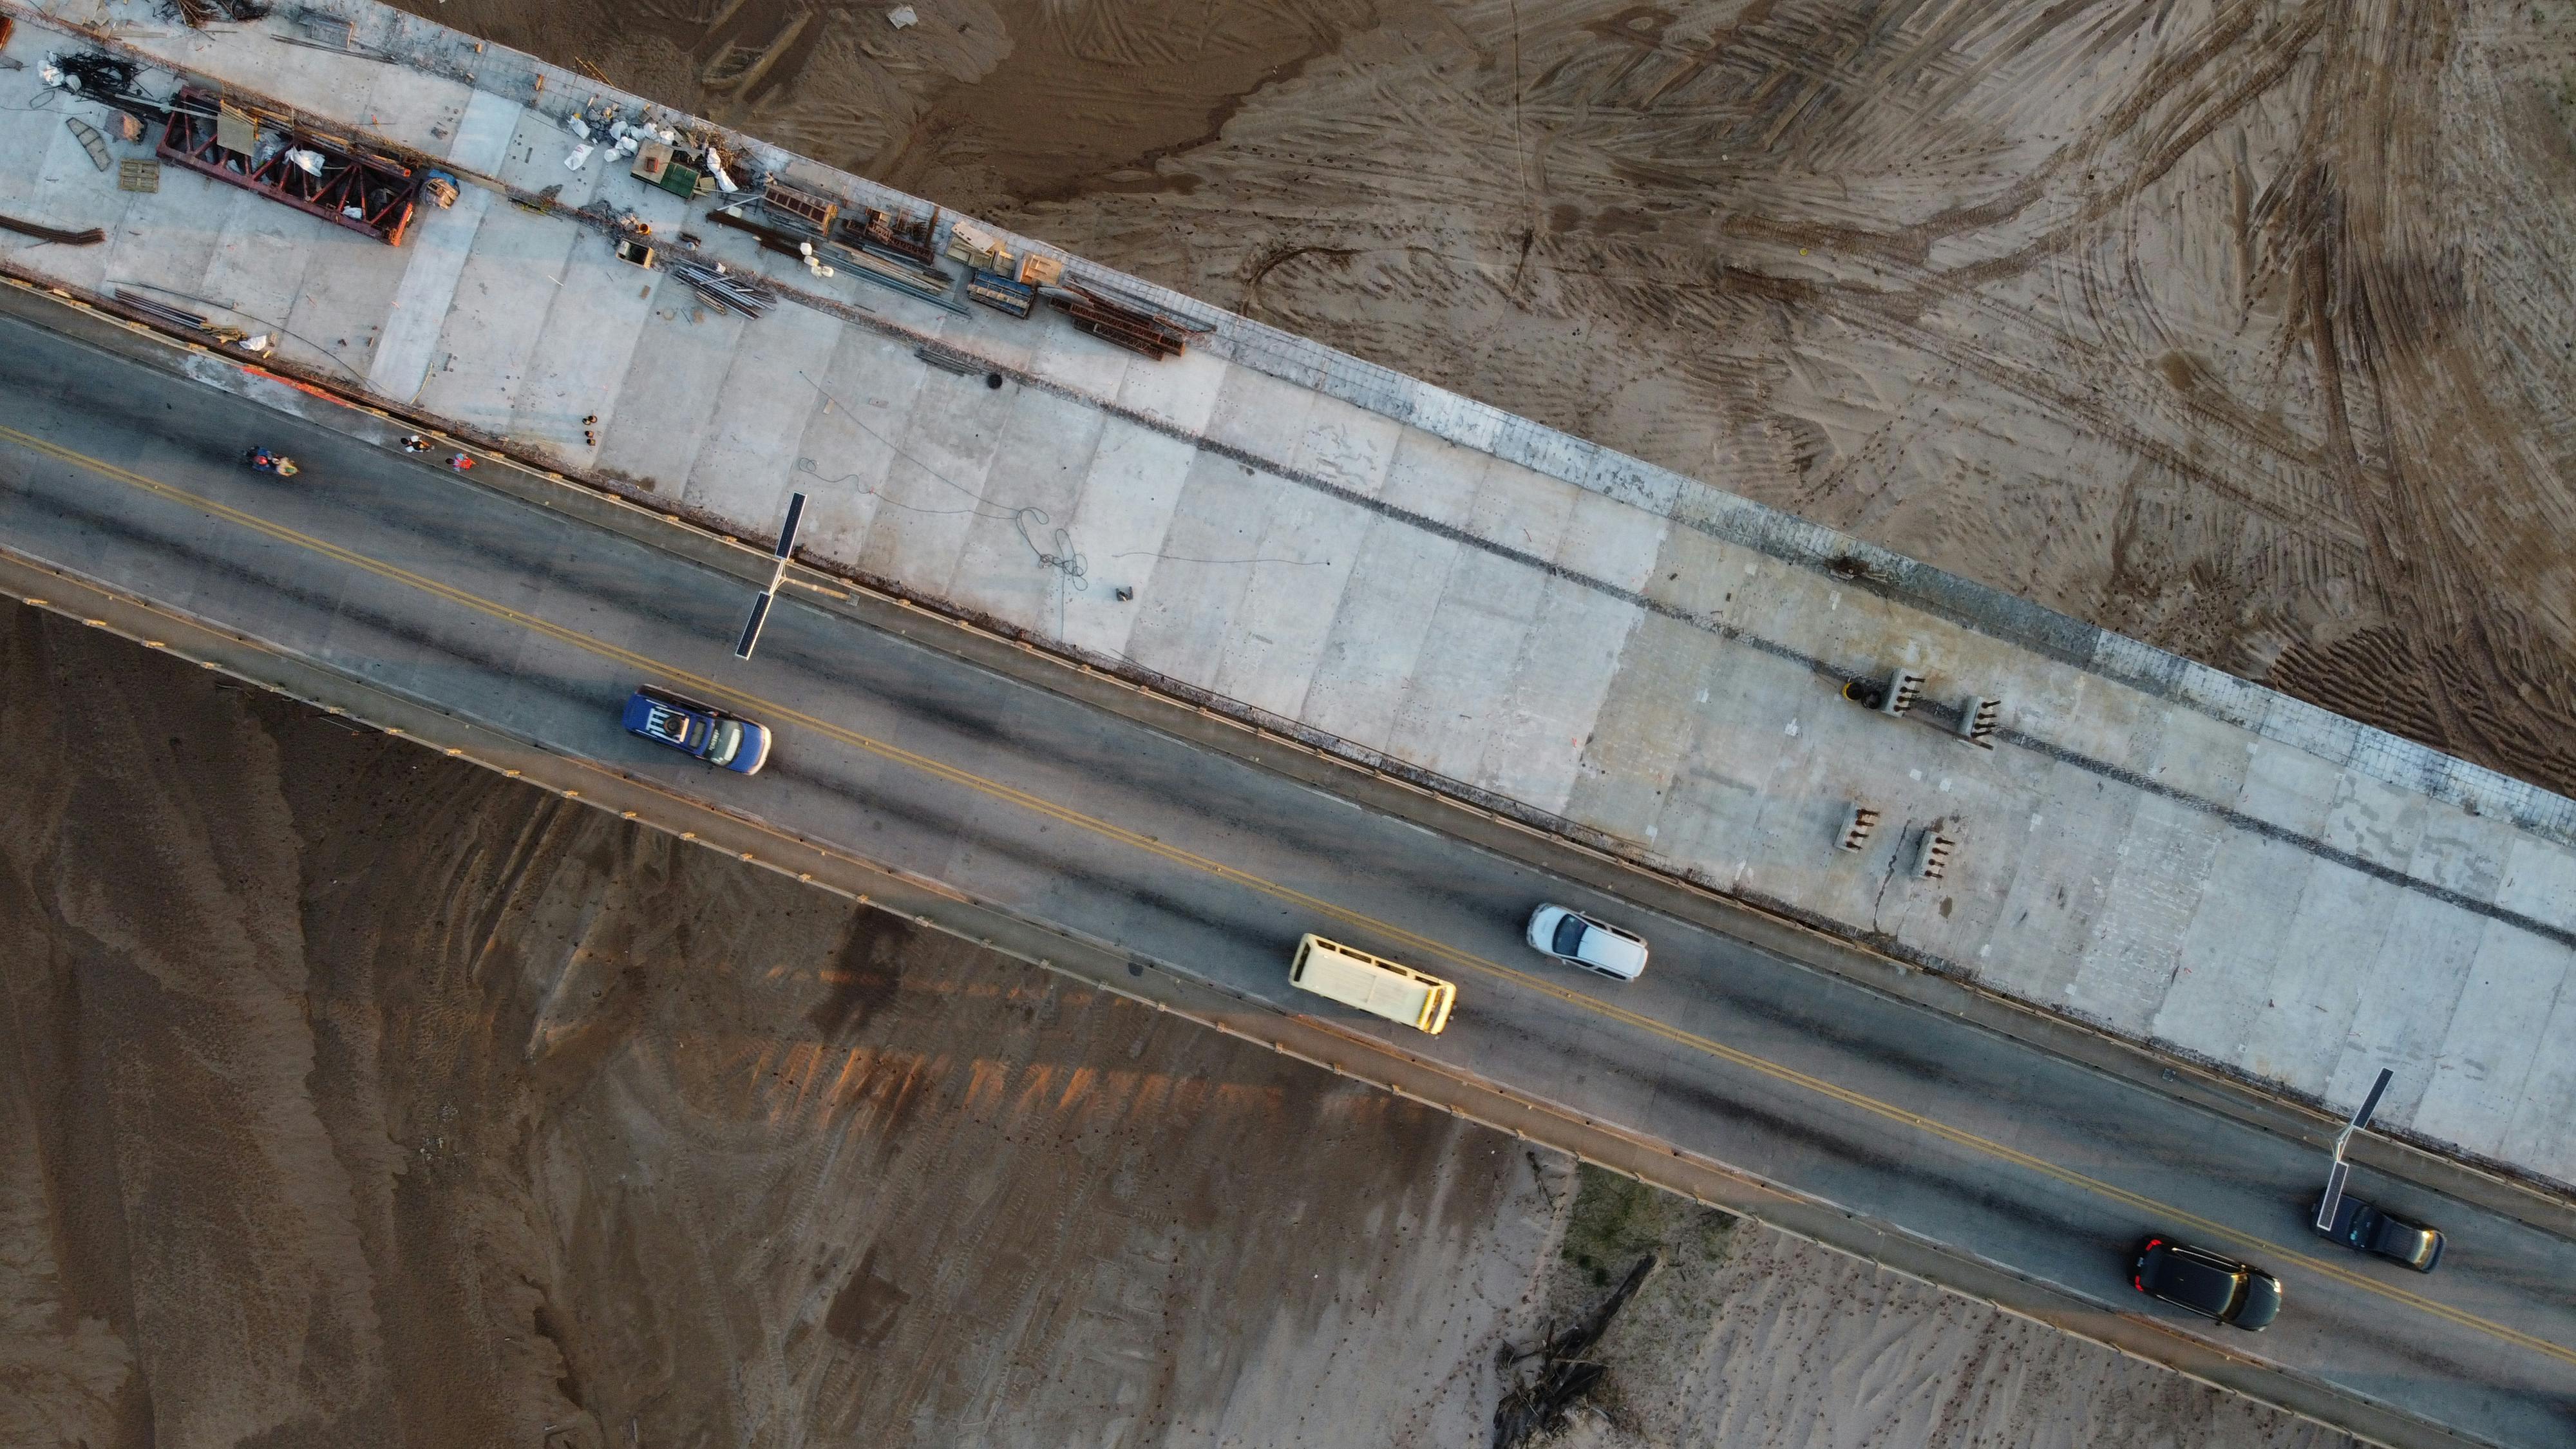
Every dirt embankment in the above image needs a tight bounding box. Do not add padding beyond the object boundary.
[1517,1168,2364,1449]
[398,0,2576,799]
[3,611,2363,1446]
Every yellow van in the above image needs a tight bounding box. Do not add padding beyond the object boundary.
[1289,934,1457,1035]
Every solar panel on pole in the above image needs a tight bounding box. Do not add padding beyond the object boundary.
[2315,1159,2351,1232]
[2351,1067,2393,1132]
[773,491,806,561]
[734,491,806,660]
[734,591,772,659]
[2315,1067,2391,1233]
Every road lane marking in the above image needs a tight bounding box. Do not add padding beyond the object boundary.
[6,421,2569,1370]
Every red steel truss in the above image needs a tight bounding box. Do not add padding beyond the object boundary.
[157,88,421,247]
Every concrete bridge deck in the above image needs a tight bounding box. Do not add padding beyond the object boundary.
[1,0,2571,1206]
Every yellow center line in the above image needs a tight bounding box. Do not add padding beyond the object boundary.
[9,422,2570,1368]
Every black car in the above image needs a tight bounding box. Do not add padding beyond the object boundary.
[2313,1195,2443,1273]
[2132,1237,2282,1331]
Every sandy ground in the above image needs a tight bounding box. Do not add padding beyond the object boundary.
[394,0,2576,800]
[1524,1167,2363,1449]
[0,609,2366,1448]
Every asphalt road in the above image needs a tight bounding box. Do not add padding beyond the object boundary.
[2,306,2571,1447]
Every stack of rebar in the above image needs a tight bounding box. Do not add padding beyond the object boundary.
[1045,284,1192,360]
[113,289,209,330]
[0,213,104,245]
[671,261,775,319]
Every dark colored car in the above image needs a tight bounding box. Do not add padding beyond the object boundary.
[2132,1237,2282,1331]
[621,685,772,775]
[2313,1195,2443,1273]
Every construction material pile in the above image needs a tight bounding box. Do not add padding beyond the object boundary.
[671,261,775,318]
[39,52,167,126]
[112,288,211,330]
[1045,282,1196,360]
[157,86,422,245]
[163,0,271,26]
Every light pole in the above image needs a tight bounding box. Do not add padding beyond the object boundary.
[735,490,806,660]
[2315,1066,2394,1231]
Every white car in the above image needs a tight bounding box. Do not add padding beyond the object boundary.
[1526,905,1649,981]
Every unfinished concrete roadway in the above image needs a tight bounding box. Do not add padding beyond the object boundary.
[1,283,2570,1448]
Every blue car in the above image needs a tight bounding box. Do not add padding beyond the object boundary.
[621,685,772,775]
